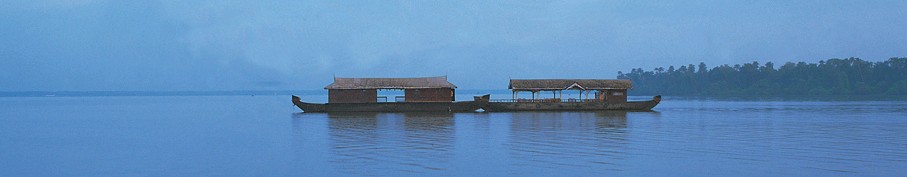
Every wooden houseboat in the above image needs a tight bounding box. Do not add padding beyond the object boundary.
[292,76,488,112]
[481,79,660,112]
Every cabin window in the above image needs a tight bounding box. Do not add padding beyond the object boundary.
[395,96,405,102]
[612,92,624,96]
[378,90,403,102]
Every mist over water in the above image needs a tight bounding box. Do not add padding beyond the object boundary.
[4,1,907,91]
[2,94,905,176]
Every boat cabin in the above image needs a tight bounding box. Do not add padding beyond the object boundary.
[324,76,457,103]
[508,79,632,104]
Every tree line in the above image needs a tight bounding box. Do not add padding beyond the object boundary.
[617,57,907,96]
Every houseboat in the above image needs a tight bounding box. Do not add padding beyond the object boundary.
[481,79,660,112]
[291,76,488,112]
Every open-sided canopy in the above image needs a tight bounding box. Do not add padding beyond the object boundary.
[325,76,457,90]
[509,79,631,91]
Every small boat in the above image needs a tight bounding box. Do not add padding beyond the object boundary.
[292,95,488,112]
[481,95,660,112]
[292,76,488,112]
[291,77,660,113]
[481,79,660,112]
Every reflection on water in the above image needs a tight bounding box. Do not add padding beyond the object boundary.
[325,112,456,175]
[296,111,658,175]
[289,101,907,176]
[506,111,631,175]
[4,96,907,176]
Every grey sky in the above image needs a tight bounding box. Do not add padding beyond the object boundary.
[2,0,906,91]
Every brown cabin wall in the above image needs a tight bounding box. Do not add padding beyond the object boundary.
[606,89,628,104]
[328,89,377,103]
[404,88,454,102]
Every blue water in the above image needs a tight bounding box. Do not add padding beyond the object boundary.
[1,95,906,176]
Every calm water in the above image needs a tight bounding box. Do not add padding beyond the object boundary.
[1,94,906,176]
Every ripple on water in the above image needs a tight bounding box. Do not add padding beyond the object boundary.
[287,97,907,176]
[325,112,456,175]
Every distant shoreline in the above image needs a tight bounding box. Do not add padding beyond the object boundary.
[619,57,907,96]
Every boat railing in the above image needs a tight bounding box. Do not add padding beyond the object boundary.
[490,99,604,103]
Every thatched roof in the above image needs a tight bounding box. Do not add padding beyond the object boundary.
[509,79,631,90]
[325,76,457,89]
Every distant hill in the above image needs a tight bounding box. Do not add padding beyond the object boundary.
[617,57,907,96]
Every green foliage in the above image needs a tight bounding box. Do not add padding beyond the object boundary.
[617,57,907,96]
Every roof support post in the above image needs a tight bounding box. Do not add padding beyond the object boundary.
[597,90,604,101]
[585,90,590,100]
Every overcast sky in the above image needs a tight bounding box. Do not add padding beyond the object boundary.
[2,0,906,91]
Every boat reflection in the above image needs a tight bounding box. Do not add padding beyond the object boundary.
[508,111,630,130]
[325,112,456,175]
[291,111,659,175]
[504,111,637,174]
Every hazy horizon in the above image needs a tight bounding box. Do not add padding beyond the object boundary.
[3,0,906,91]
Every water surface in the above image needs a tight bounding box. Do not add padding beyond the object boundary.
[1,95,905,176]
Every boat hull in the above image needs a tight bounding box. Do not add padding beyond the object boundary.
[482,96,661,112]
[292,95,659,112]
[292,95,486,113]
